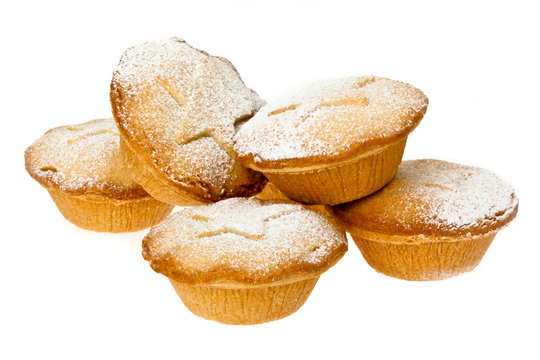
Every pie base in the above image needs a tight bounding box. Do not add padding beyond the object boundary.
[48,188,174,233]
[350,231,497,281]
[263,137,407,205]
[169,277,320,325]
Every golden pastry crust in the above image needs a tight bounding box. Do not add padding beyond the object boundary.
[331,159,519,238]
[25,118,148,200]
[110,38,267,205]
[234,76,428,170]
[142,198,348,285]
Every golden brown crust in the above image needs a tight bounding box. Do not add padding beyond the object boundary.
[146,249,345,286]
[331,159,519,238]
[110,38,267,205]
[25,118,149,200]
[234,76,428,170]
[142,198,348,285]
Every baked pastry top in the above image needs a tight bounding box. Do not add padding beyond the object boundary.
[332,159,519,237]
[25,118,147,199]
[110,37,266,202]
[234,76,428,170]
[143,198,348,285]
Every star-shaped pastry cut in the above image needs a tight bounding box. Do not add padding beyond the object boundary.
[160,56,258,159]
[267,77,374,125]
[189,204,304,241]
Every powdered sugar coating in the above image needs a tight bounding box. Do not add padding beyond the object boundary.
[234,76,428,168]
[333,159,519,237]
[143,198,348,284]
[25,118,147,198]
[110,38,266,201]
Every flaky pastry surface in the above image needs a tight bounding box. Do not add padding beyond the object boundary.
[143,198,347,285]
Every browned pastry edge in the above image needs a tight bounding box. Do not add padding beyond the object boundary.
[333,204,518,239]
[142,241,347,286]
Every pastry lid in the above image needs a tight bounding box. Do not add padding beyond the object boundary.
[142,198,348,285]
[332,159,518,237]
[234,76,428,170]
[25,118,148,199]
[110,38,266,202]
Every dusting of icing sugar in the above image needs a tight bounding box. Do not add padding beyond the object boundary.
[359,159,519,235]
[143,198,347,281]
[234,76,428,165]
[110,38,265,199]
[25,118,145,197]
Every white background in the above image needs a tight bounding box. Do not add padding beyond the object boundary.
[2,1,538,359]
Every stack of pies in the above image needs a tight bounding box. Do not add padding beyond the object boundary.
[25,37,518,325]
